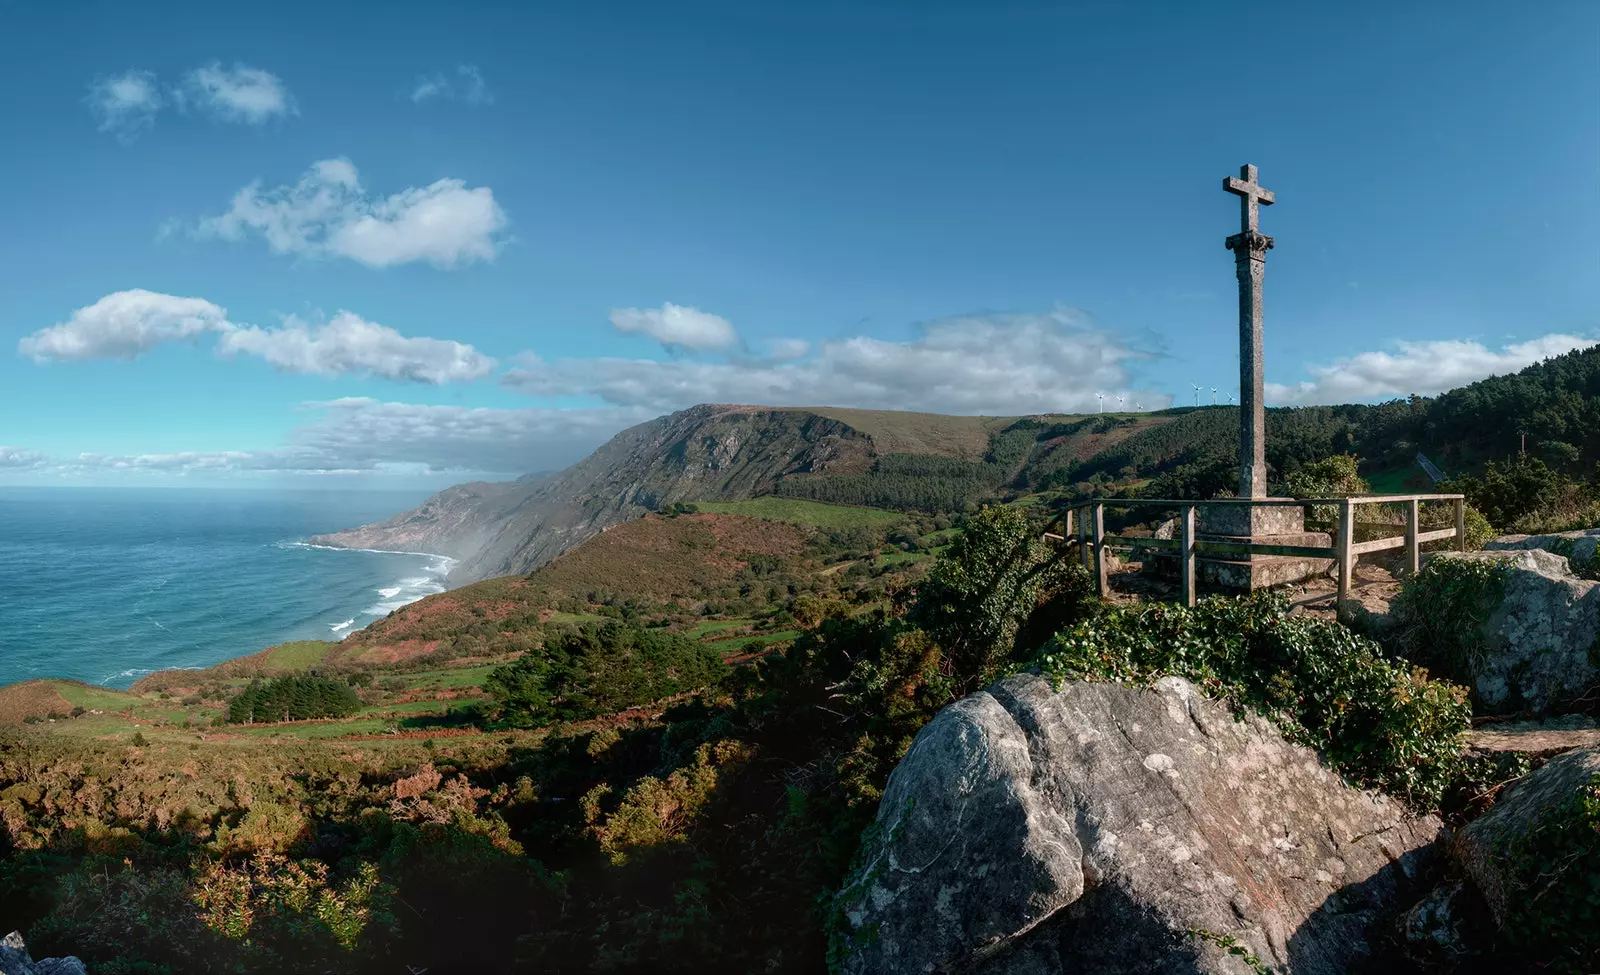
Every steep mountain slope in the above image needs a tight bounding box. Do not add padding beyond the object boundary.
[312,405,880,581]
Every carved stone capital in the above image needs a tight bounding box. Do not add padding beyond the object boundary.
[1225,231,1274,259]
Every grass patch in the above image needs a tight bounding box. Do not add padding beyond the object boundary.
[398,664,499,691]
[707,630,801,652]
[545,611,609,624]
[686,497,904,529]
[794,407,1008,459]
[258,641,336,671]
[683,619,754,639]
[875,551,924,568]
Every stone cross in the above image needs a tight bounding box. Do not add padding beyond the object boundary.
[1223,164,1275,499]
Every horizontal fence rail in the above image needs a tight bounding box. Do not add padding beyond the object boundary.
[1045,494,1467,622]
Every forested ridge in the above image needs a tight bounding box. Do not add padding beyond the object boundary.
[776,345,1600,511]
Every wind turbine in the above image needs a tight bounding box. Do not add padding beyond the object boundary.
[1116,395,1126,412]
[1096,392,1105,414]
[1134,400,1144,411]
[1192,384,1203,407]
[1211,386,1218,406]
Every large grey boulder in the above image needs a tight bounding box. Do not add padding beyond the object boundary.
[1452,746,1600,926]
[0,932,86,975]
[1426,550,1600,713]
[834,675,1440,975]
[1485,528,1600,568]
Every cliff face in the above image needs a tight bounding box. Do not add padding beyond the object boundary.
[309,405,874,582]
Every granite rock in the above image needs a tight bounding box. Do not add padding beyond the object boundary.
[1428,550,1600,713]
[835,674,1440,975]
[1485,528,1600,568]
[1452,746,1600,926]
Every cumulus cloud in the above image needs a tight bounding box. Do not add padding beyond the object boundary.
[410,65,493,105]
[217,313,496,383]
[194,158,508,268]
[610,303,740,351]
[177,62,295,123]
[1267,334,1599,406]
[86,70,163,138]
[19,289,492,384]
[18,289,230,362]
[508,309,1168,415]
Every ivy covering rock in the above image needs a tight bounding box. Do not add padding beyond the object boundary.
[1037,592,1471,807]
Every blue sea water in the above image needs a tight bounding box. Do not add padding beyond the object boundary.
[0,487,450,689]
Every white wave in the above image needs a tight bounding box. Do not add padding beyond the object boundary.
[99,667,156,687]
[285,540,459,565]
[329,618,356,633]
[288,537,460,628]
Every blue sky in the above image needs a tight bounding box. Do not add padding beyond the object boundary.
[1,0,1595,487]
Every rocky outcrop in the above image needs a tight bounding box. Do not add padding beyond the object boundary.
[310,405,875,582]
[834,674,1440,975]
[1485,527,1600,569]
[0,931,86,975]
[1432,550,1600,713]
[1452,746,1600,926]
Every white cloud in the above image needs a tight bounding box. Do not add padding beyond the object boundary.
[508,309,1168,415]
[2,397,636,480]
[217,312,496,383]
[178,62,295,123]
[766,338,811,361]
[287,398,641,472]
[195,158,508,268]
[1266,334,1599,406]
[86,70,162,138]
[610,303,740,352]
[19,290,492,384]
[18,289,230,362]
[0,448,47,470]
[410,65,493,105]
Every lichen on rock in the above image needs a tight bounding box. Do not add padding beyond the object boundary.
[833,674,1441,975]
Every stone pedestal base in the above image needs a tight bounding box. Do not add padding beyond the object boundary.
[1197,501,1333,591]
[1144,500,1335,591]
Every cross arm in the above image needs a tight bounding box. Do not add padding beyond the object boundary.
[1224,176,1275,205]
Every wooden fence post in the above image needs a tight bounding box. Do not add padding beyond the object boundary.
[1092,503,1107,598]
[1180,504,1196,608]
[1077,507,1090,571]
[1454,497,1467,552]
[1336,499,1355,623]
[1405,498,1420,577]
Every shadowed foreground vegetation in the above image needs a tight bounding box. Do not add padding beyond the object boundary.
[3,499,1547,973]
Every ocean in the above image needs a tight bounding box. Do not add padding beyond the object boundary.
[0,487,450,689]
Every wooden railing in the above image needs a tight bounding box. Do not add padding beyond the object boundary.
[1044,494,1467,621]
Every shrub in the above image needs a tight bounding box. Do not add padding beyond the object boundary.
[486,622,728,728]
[1462,504,1495,550]
[1390,554,1510,688]
[1283,453,1370,525]
[1444,455,1590,533]
[227,676,362,724]
[910,505,1094,690]
[1493,771,1600,973]
[1036,593,1470,807]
